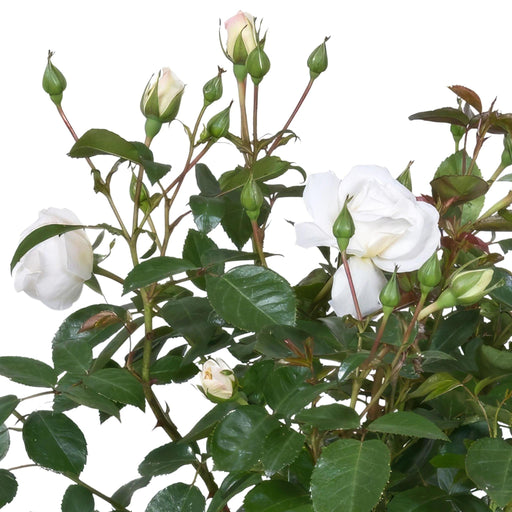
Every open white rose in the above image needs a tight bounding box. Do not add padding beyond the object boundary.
[200,358,236,402]
[13,208,93,310]
[296,166,440,317]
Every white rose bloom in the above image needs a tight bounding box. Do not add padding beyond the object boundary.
[224,11,257,60]
[296,166,440,317]
[200,358,235,402]
[13,208,93,310]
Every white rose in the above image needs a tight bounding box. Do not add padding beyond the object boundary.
[296,166,440,317]
[140,67,185,123]
[200,358,236,402]
[13,208,93,310]
[224,11,257,61]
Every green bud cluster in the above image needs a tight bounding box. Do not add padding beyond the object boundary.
[42,51,67,106]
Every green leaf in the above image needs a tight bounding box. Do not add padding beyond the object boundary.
[61,485,94,512]
[0,424,10,462]
[409,107,470,126]
[498,173,512,182]
[490,267,512,307]
[182,229,222,290]
[0,395,20,425]
[0,469,17,508]
[408,372,462,401]
[190,195,225,233]
[83,368,145,410]
[219,156,305,193]
[160,296,217,346]
[206,472,261,512]
[111,476,152,508]
[430,309,480,352]
[183,401,239,442]
[69,129,140,160]
[149,354,198,385]
[23,410,87,474]
[262,424,305,476]
[52,304,128,349]
[295,403,360,430]
[123,256,197,294]
[211,406,278,472]
[207,265,296,331]
[141,159,171,185]
[138,442,197,477]
[388,487,463,512]
[145,483,205,512]
[244,481,313,512]
[338,353,370,382]
[466,437,512,507]
[10,223,85,273]
[195,163,221,197]
[311,439,390,512]
[264,366,330,418]
[220,192,254,250]
[53,340,93,375]
[0,356,57,388]
[367,411,449,440]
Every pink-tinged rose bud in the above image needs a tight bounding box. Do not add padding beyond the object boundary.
[13,208,93,310]
[224,11,257,63]
[140,67,185,136]
[200,359,236,402]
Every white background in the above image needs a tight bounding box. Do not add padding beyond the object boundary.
[2,0,512,510]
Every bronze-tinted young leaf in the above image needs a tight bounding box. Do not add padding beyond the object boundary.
[431,175,488,204]
[409,107,469,127]
[449,85,482,113]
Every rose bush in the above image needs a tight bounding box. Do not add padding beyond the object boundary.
[296,165,440,317]
[13,207,93,310]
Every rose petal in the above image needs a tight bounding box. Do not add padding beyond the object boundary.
[329,257,387,318]
[295,221,335,248]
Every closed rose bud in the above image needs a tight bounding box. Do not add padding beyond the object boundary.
[247,46,270,85]
[42,51,67,106]
[224,11,257,63]
[13,208,93,310]
[241,177,264,221]
[307,37,329,80]
[332,200,355,252]
[201,103,232,141]
[141,67,184,137]
[379,269,400,315]
[200,359,236,402]
[203,67,224,106]
[418,252,442,294]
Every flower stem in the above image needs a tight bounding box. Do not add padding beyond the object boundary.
[237,78,251,153]
[267,78,314,155]
[252,84,259,160]
[251,219,267,267]
[341,252,363,321]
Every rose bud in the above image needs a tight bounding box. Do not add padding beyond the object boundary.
[42,51,67,106]
[140,67,185,138]
[379,269,400,315]
[13,208,93,310]
[418,268,494,320]
[201,103,232,141]
[241,177,264,221]
[200,358,236,402]
[224,11,257,64]
[418,252,442,295]
[332,199,355,253]
[203,67,224,106]
[307,37,330,80]
[247,46,271,85]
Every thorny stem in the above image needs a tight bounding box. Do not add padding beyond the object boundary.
[267,79,314,155]
[341,251,363,321]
